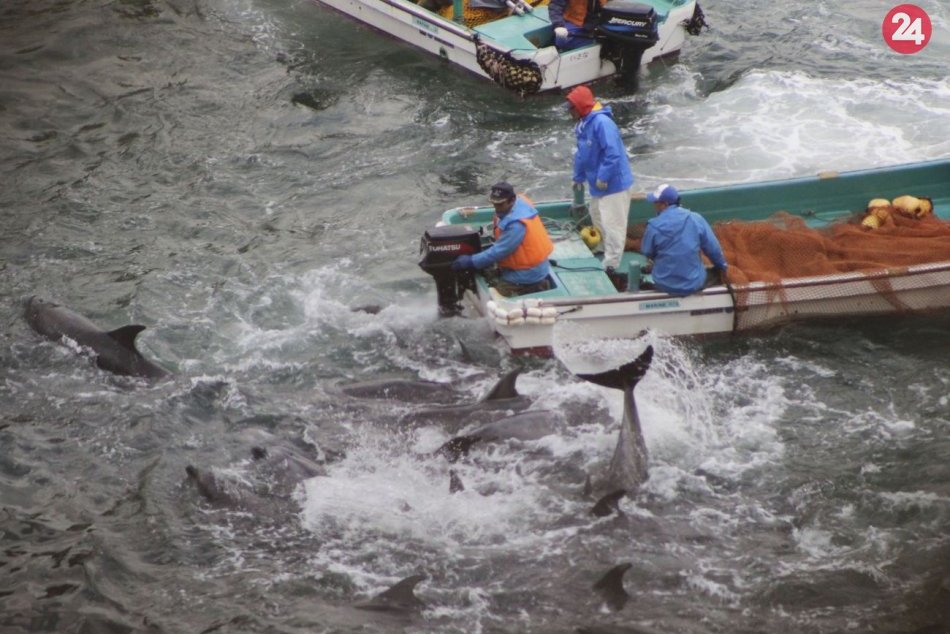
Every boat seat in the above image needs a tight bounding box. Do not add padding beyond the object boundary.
[473,8,555,51]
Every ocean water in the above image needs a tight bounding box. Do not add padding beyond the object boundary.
[1,0,948,632]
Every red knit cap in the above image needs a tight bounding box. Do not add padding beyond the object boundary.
[565,85,595,117]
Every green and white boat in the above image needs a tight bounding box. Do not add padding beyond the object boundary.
[310,0,707,94]
[418,159,950,354]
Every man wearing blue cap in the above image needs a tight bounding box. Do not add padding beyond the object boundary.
[640,183,728,296]
[451,182,554,297]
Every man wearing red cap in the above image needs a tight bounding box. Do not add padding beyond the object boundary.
[565,85,634,290]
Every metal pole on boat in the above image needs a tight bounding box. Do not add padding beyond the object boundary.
[571,182,588,224]
[452,0,463,23]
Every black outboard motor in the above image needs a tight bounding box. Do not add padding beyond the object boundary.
[418,225,483,315]
[594,1,659,90]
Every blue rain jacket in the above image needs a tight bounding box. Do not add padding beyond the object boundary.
[640,204,728,296]
[472,197,551,285]
[572,106,634,198]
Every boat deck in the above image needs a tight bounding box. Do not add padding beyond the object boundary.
[471,0,676,50]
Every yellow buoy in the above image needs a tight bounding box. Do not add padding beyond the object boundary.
[892,195,921,218]
[580,226,601,249]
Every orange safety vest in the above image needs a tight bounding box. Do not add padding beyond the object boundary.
[563,0,605,28]
[493,197,554,270]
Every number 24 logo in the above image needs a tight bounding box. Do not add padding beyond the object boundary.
[891,11,925,45]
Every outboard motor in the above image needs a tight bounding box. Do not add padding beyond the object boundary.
[418,225,483,315]
[594,1,659,90]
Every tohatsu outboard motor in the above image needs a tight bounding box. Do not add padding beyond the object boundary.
[418,224,483,315]
[594,1,659,90]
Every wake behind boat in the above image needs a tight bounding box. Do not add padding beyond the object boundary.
[309,0,708,94]
[418,159,950,354]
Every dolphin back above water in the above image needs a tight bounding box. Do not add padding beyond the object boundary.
[24,296,170,379]
[575,346,654,494]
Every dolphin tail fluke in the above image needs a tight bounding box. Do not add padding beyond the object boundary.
[593,563,632,612]
[481,367,522,401]
[356,574,427,612]
[590,489,626,517]
[574,346,654,391]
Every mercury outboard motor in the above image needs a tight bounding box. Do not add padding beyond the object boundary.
[418,225,483,315]
[594,1,659,90]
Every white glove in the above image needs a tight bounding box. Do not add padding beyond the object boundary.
[554,27,569,44]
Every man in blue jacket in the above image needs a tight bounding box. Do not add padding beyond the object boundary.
[566,85,634,291]
[451,182,554,297]
[640,183,728,296]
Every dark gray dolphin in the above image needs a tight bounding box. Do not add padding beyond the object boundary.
[185,465,254,508]
[405,367,530,426]
[354,574,426,613]
[248,435,325,496]
[337,377,460,404]
[435,409,567,462]
[575,346,654,495]
[593,562,632,612]
[24,296,169,379]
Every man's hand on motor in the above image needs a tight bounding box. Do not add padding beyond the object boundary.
[451,255,474,272]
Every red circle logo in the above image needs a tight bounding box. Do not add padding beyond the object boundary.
[883,4,932,54]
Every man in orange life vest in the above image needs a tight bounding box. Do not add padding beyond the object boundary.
[550,0,604,50]
[451,182,554,297]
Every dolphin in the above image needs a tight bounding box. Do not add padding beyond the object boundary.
[435,409,568,462]
[593,563,632,612]
[185,465,255,508]
[354,574,426,613]
[404,367,530,426]
[24,296,169,379]
[336,377,460,404]
[575,346,653,495]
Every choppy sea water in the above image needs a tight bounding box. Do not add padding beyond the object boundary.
[1,0,948,632]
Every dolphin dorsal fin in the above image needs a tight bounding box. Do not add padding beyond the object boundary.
[593,563,632,611]
[481,367,522,401]
[106,325,147,350]
[357,574,426,612]
[449,469,465,493]
[575,346,653,391]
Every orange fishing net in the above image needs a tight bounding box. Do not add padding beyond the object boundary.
[437,0,549,28]
[715,210,950,286]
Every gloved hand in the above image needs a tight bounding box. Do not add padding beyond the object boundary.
[451,255,474,272]
[595,179,608,190]
[554,26,569,45]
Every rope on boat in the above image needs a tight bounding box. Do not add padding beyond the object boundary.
[683,2,709,36]
[474,37,544,96]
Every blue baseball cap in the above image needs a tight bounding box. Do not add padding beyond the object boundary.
[489,181,516,203]
[646,183,679,204]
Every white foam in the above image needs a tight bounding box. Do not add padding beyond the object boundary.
[635,70,950,189]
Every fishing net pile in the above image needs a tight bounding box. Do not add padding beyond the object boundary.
[438,2,506,27]
[713,201,950,328]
